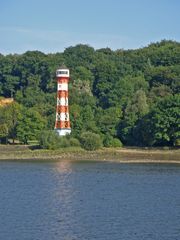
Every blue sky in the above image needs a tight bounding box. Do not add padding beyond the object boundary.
[0,0,179,54]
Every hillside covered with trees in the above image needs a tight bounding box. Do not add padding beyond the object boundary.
[0,40,179,148]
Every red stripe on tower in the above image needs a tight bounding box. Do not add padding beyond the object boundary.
[54,65,71,136]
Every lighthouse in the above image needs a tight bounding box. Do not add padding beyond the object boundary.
[54,65,71,136]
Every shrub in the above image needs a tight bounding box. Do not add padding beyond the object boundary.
[103,135,113,147]
[103,135,123,147]
[111,138,123,147]
[39,130,60,150]
[39,131,80,149]
[58,136,70,148]
[69,137,81,147]
[80,131,102,151]
[174,139,180,147]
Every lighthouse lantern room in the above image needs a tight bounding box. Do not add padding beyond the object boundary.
[54,65,71,136]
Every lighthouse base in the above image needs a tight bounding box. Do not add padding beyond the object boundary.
[55,128,71,136]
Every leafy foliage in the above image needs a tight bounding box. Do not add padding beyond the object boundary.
[103,135,123,147]
[39,131,80,149]
[0,40,179,147]
[147,94,180,146]
[16,108,45,144]
[80,132,102,150]
[39,130,61,150]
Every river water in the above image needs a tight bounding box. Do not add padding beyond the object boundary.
[0,160,180,240]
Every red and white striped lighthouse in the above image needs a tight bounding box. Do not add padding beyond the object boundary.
[54,65,71,136]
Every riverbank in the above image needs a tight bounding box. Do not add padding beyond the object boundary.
[0,145,180,163]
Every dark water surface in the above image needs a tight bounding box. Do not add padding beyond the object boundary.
[0,161,180,240]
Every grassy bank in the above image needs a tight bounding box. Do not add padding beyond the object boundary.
[0,145,180,163]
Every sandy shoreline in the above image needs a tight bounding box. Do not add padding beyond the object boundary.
[0,145,179,164]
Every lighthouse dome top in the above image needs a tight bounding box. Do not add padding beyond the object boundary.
[56,65,69,77]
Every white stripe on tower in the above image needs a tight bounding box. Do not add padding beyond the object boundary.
[58,83,68,91]
[57,97,68,106]
[56,113,70,121]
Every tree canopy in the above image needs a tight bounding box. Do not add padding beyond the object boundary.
[0,40,179,147]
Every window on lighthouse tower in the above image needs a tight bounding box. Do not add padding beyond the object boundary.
[58,70,68,75]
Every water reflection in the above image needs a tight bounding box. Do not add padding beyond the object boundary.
[54,160,73,174]
[51,161,84,239]
[0,161,180,240]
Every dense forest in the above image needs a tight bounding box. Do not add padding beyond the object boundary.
[0,40,180,148]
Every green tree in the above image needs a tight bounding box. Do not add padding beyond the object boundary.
[64,44,95,69]
[70,104,83,137]
[17,108,45,144]
[93,61,119,108]
[150,94,180,146]
[136,94,180,146]
[0,123,8,143]
[0,102,22,143]
[145,65,180,94]
[118,90,149,145]
[81,105,99,133]
[96,107,122,137]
